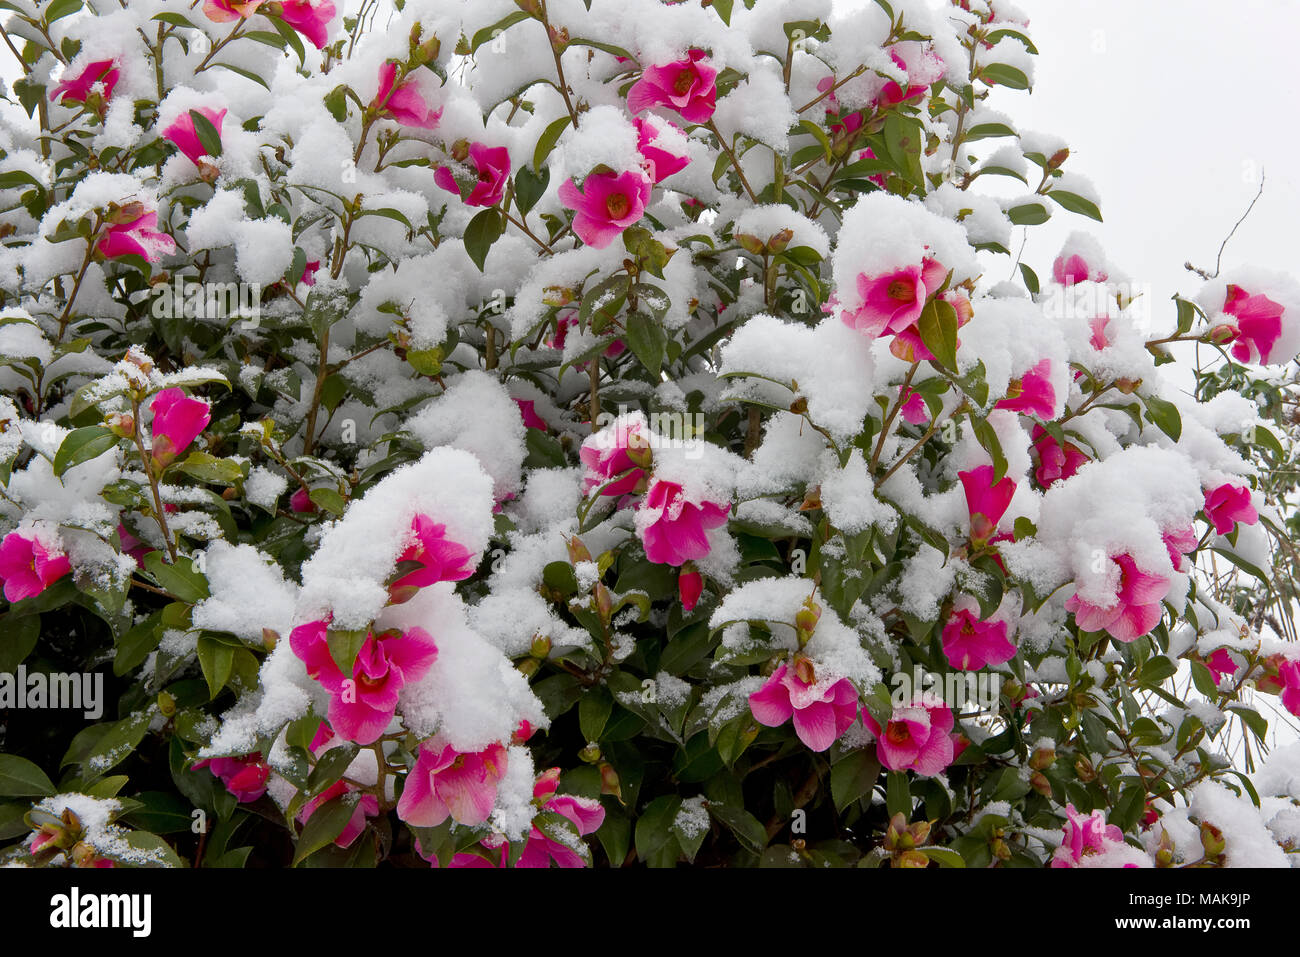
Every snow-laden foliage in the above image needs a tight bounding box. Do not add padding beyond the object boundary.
[1,0,1298,868]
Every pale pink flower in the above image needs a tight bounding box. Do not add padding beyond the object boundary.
[50,60,119,108]
[626,50,718,123]
[97,209,176,263]
[289,621,439,744]
[558,169,651,249]
[397,738,508,828]
[1222,284,1285,364]
[515,768,606,868]
[1031,424,1088,488]
[148,387,210,467]
[0,530,71,602]
[862,696,955,776]
[579,417,650,497]
[995,359,1056,419]
[1203,483,1258,536]
[373,61,441,129]
[1051,804,1129,868]
[278,0,336,50]
[435,143,510,207]
[390,515,475,595]
[637,478,729,566]
[162,107,227,166]
[1052,253,1106,286]
[840,257,946,339]
[748,659,859,752]
[202,0,265,22]
[1065,554,1169,643]
[942,606,1016,671]
[634,116,690,183]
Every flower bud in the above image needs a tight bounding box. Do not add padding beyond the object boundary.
[156,691,176,717]
[896,849,929,868]
[1199,820,1225,860]
[1047,147,1070,170]
[262,627,279,651]
[1114,377,1142,395]
[1030,771,1052,797]
[566,535,592,565]
[578,742,602,763]
[599,761,622,801]
[1074,756,1096,782]
[625,430,653,469]
[530,634,552,659]
[1207,324,1238,345]
[793,654,816,686]
[1029,745,1055,770]
[106,412,135,438]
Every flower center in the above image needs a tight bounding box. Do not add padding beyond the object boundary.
[673,68,695,96]
[605,192,630,220]
[887,280,916,304]
[884,721,911,745]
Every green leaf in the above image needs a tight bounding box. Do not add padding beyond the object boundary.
[707,802,768,855]
[971,416,1008,482]
[1143,394,1182,442]
[470,9,531,52]
[1019,263,1039,296]
[174,451,243,485]
[579,684,613,741]
[188,109,223,158]
[43,0,82,24]
[323,85,350,122]
[464,208,504,272]
[533,115,572,172]
[623,311,668,376]
[885,770,911,818]
[293,794,357,865]
[1190,660,1219,698]
[326,628,368,675]
[211,61,271,91]
[0,754,56,797]
[830,749,880,812]
[197,636,234,700]
[635,794,683,862]
[513,166,550,215]
[919,846,966,867]
[308,487,347,516]
[1049,189,1102,222]
[1007,202,1050,226]
[143,551,210,604]
[0,614,39,673]
[980,63,1030,90]
[53,426,118,477]
[916,297,959,371]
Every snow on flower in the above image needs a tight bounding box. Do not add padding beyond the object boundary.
[373,62,441,130]
[1203,483,1257,537]
[50,59,119,108]
[636,478,730,566]
[162,107,227,167]
[148,387,211,467]
[436,143,510,207]
[514,768,605,868]
[97,206,176,263]
[1051,804,1138,868]
[626,49,718,124]
[863,695,955,777]
[397,737,508,828]
[1064,553,1168,643]
[748,658,860,752]
[558,169,652,249]
[0,529,72,603]
[192,753,270,802]
[994,358,1056,419]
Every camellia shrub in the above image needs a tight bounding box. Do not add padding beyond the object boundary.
[1,0,1299,869]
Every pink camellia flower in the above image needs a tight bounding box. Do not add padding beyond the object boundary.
[390,514,476,597]
[749,658,859,752]
[149,387,211,467]
[637,478,730,566]
[515,768,606,868]
[579,417,651,497]
[840,257,946,340]
[162,107,227,167]
[862,695,955,776]
[277,0,336,50]
[289,487,316,513]
[397,737,508,828]
[203,0,265,22]
[1088,314,1112,351]
[1203,483,1258,536]
[958,464,1015,545]
[1050,804,1135,868]
[1065,553,1169,643]
[1162,525,1198,573]
[626,49,718,124]
[878,45,944,106]
[192,753,270,803]
[514,398,548,432]
[1031,424,1089,488]
[1222,284,1285,364]
[0,530,72,603]
[97,208,176,263]
[678,566,703,612]
[297,779,379,848]
[995,359,1056,419]
[1052,253,1106,286]
[634,116,690,183]
[372,61,441,129]
[558,169,652,249]
[299,259,321,287]
[50,59,119,108]
[435,142,509,207]
[899,385,929,425]
[1205,649,1237,688]
[942,606,1016,671]
[1280,661,1300,718]
[289,621,439,744]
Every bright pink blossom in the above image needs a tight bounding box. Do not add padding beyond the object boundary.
[202,0,265,22]
[373,61,441,129]
[149,387,210,467]
[1205,649,1237,688]
[396,738,508,827]
[1088,315,1112,351]
[1031,424,1088,488]
[840,258,946,339]
[162,107,226,166]
[579,417,650,497]
[637,478,730,566]
[289,621,439,744]
[942,607,1016,671]
[277,0,336,49]
[678,567,703,612]
[995,359,1056,419]
[435,142,510,207]
[50,60,119,108]
[558,170,651,249]
[515,398,547,431]
[515,768,606,868]
[1162,525,1198,573]
[1051,804,1132,868]
[1203,483,1258,536]
[899,386,928,425]
[97,210,176,263]
[0,530,71,603]
[634,116,690,183]
[626,50,718,123]
[290,488,316,513]
[1052,253,1106,286]
[878,46,943,105]
[1065,554,1169,643]
[390,515,475,594]
[958,464,1016,545]
[748,659,859,752]
[863,696,955,776]
[1280,661,1300,718]
[1222,284,1285,364]
[193,753,270,802]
